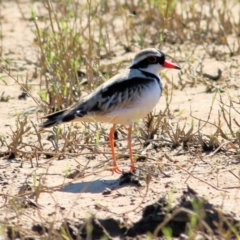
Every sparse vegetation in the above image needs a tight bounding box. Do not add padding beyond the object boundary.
[0,0,240,239]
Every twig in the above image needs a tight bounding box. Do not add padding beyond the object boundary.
[182,168,228,192]
[122,172,152,214]
[229,170,240,181]
[207,141,231,157]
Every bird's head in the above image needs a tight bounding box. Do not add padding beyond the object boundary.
[130,48,180,76]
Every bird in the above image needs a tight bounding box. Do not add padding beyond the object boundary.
[39,48,180,174]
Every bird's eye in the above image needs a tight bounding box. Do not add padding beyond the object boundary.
[147,56,157,63]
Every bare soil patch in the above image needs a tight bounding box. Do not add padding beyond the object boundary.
[1,0,240,239]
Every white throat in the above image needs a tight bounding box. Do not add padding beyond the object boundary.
[138,63,163,77]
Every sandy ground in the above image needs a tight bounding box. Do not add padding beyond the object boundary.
[0,0,240,238]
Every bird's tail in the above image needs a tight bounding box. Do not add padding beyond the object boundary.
[39,109,66,128]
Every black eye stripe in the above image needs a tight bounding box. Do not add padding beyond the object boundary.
[158,55,165,64]
[147,56,157,63]
[130,55,165,69]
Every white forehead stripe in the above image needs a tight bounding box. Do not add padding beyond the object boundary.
[131,48,162,65]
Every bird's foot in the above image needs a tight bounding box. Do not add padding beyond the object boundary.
[111,166,122,174]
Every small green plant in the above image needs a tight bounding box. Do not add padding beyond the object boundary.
[1,0,240,239]
[162,226,173,239]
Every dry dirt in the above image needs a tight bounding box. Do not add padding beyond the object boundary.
[0,1,240,239]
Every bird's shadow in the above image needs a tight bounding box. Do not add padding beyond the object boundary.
[60,172,139,194]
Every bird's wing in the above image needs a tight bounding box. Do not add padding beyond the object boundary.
[40,69,158,127]
[65,69,158,115]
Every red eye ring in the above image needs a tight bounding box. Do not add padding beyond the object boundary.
[147,56,157,63]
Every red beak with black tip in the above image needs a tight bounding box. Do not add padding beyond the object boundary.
[163,60,181,70]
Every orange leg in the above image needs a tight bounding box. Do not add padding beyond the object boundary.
[128,125,136,172]
[109,124,122,174]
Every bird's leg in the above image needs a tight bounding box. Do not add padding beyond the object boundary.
[109,124,122,174]
[128,125,136,172]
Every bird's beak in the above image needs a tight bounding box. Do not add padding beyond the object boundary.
[163,60,181,70]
